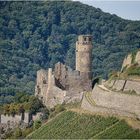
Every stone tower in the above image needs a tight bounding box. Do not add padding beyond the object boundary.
[76,35,93,79]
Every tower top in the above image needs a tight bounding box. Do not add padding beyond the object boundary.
[77,35,92,45]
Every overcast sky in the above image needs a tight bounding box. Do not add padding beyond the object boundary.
[75,1,140,21]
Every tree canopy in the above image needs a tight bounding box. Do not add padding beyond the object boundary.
[0,1,140,103]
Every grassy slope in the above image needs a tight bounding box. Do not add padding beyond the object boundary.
[28,111,140,139]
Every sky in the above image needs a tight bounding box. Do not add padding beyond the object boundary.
[75,1,140,21]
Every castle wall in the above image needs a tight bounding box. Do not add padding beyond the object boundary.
[54,62,68,90]
[105,79,140,95]
[35,69,48,103]
[42,67,66,108]
[45,72,66,108]
[35,35,93,108]
[36,69,48,86]
[124,80,140,94]
[0,113,41,125]
[81,93,137,119]
[82,85,140,119]
[53,62,91,106]
[106,80,126,91]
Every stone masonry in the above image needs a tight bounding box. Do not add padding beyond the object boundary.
[81,85,140,119]
[35,35,93,108]
[135,50,140,65]
[121,49,140,71]
[105,79,140,95]
[121,54,132,71]
[76,35,93,79]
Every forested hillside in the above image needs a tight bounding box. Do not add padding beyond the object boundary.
[0,1,140,103]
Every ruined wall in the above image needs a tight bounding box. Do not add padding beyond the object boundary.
[64,70,89,103]
[54,62,68,90]
[135,50,140,65]
[35,69,48,103]
[124,80,140,94]
[35,64,90,108]
[121,50,140,71]
[121,54,132,71]
[35,35,93,108]
[45,68,66,108]
[0,113,41,125]
[82,85,140,119]
[54,62,91,105]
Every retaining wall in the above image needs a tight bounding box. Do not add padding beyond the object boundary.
[106,80,140,94]
[81,85,140,119]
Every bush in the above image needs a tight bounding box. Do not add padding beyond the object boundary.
[55,104,65,113]
[40,108,50,121]
[22,127,33,137]
[49,104,65,118]
[33,120,42,130]
[126,66,140,76]
[14,128,22,138]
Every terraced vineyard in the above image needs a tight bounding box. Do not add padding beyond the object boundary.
[28,111,140,139]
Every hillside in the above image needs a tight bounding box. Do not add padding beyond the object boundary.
[0,1,140,103]
[28,111,140,139]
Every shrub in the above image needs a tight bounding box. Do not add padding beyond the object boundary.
[126,66,140,76]
[33,120,42,130]
[14,128,22,138]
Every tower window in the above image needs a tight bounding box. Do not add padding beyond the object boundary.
[84,37,86,41]
[89,37,91,41]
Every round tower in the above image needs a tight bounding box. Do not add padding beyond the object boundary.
[76,35,93,79]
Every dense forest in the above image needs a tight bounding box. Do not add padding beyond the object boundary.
[0,1,140,104]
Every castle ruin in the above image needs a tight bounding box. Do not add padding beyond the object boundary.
[35,36,140,119]
[35,35,93,108]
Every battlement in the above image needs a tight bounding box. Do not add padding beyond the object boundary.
[77,35,92,45]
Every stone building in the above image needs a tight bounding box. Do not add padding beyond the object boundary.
[35,35,93,108]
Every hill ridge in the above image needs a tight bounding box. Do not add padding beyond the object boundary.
[0,1,140,104]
